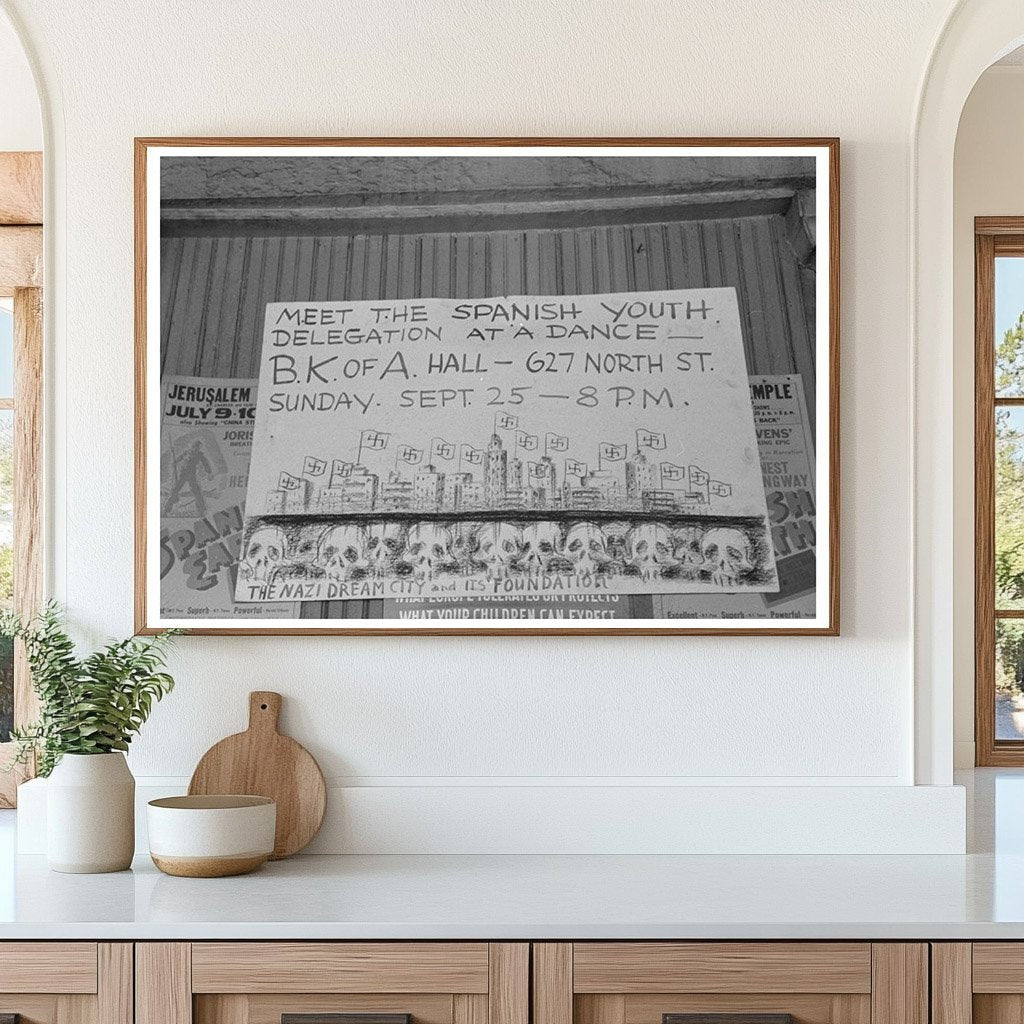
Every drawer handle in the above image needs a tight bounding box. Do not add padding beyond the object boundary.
[664,1016,795,1024]
[283,1016,411,1024]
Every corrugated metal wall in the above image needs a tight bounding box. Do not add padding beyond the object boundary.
[159,202,816,621]
[160,213,816,418]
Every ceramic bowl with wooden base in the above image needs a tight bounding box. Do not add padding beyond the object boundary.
[147,795,276,877]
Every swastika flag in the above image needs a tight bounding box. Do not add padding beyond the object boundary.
[599,442,627,462]
[636,429,667,450]
[360,429,390,451]
[431,438,455,460]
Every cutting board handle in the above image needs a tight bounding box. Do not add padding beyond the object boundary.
[248,691,282,734]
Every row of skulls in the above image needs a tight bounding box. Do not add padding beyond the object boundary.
[241,520,759,587]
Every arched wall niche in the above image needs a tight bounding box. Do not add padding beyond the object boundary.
[914,1,1024,784]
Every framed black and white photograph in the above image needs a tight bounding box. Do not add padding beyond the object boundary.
[135,137,839,635]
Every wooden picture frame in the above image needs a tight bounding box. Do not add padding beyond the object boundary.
[135,137,839,636]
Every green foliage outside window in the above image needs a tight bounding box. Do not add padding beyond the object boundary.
[996,312,1024,694]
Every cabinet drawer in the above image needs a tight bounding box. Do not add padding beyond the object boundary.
[973,943,1024,992]
[140,942,529,1024]
[191,943,491,994]
[572,944,872,994]
[0,942,99,994]
[533,943,925,1024]
[0,943,130,1024]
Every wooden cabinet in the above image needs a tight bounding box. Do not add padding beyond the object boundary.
[0,942,132,1024]
[932,943,1024,1024]
[532,944,928,1024]
[136,944,528,1024]
[0,938,952,1024]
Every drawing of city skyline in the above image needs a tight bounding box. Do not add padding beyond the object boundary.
[264,419,734,518]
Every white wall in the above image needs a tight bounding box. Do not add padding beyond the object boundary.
[3,0,974,851]
[952,65,1024,767]
[0,8,40,151]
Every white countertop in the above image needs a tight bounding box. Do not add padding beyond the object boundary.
[0,848,1021,940]
[0,769,1021,941]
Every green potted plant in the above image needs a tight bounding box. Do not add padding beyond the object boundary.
[2,603,179,873]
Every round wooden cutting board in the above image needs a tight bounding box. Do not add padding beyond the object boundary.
[188,691,327,859]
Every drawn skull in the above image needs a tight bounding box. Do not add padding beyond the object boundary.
[240,525,287,582]
[317,524,368,580]
[287,529,321,572]
[365,522,405,576]
[519,522,563,574]
[449,523,479,572]
[701,527,754,586]
[603,522,630,564]
[672,526,706,573]
[403,523,454,578]
[626,523,679,580]
[473,523,523,578]
[563,522,612,576]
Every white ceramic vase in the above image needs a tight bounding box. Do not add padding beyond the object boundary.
[46,752,135,873]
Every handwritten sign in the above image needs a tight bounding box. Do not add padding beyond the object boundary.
[235,290,778,602]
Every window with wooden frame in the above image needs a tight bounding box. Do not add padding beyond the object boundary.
[0,151,44,806]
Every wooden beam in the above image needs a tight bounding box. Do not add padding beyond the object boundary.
[0,285,41,805]
[1,162,42,769]
[14,286,42,732]
[0,226,42,295]
[160,188,797,237]
[0,153,42,225]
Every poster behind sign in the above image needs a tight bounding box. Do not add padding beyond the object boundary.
[657,374,816,620]
[160,375,298,619]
